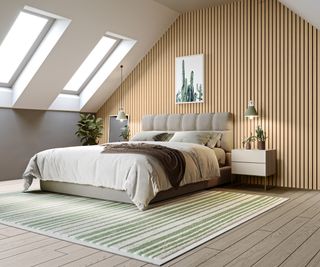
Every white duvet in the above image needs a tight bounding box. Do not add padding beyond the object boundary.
[23,141,220,210]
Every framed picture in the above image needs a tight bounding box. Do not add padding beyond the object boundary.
[175,54,204,104]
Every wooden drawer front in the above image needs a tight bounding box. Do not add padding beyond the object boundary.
[232,162,266,176]
[232,150,266,163]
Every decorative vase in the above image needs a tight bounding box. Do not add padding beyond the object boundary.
[257,141,266,150]
[245,142,251,150]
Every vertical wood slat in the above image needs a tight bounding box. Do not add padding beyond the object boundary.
[96,0,320,190]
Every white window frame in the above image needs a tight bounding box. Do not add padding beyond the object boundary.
[63,35,121,95]
[0,10,54,88]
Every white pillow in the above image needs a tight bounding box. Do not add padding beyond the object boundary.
[169,131,211,145]
[131,131,170,141]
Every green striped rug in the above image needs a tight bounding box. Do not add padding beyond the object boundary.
[0,190,287,265]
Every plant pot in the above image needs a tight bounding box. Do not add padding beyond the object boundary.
[245,142,251,150]
[257,141,266,150]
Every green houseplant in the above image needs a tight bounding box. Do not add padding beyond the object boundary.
[119,125,130,141]
[256,125,267,150]
[75,114,103,145]
[242,133,256,150]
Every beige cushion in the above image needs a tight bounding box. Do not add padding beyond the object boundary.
[169,132,211,145]
[206,133,222,149]
[213,147,226,166]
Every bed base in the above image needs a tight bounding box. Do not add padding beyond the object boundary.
[40,166,231,205]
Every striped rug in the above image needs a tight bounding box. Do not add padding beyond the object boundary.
[0,190,287,265]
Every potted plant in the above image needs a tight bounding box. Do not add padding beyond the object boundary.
[255,125,267,150]
[75,114,103,145]
[119,125,130,141]
[242,133,256,150]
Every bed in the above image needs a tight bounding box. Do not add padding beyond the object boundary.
[23,112,233,210]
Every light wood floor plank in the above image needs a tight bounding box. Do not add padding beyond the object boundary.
[279,227,320,267]
[56,243,96,254]
[299,200,320,219]
[201,230,271,267]
[115,258,148,267]
[261,192,320,232]
[0,232,46,252]
[0,240,69,267]
[0,237,64,260]
[170,248,219,267]
[35,244,98,267]
[253,212,320,267]
[89,255,128,267]
[0,226,26,237]
[62,251,113,267]
[0,224,9,230]
[306,250,320,267]
[224,216,309,267]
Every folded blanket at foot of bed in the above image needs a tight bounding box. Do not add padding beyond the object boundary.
[102,143,186,188]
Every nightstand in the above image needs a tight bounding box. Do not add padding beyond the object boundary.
[231,149,276,190]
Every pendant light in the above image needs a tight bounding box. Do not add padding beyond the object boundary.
[116,65,127,122]
[244,100,258,119]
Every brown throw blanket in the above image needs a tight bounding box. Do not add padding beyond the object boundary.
[102,143,186,188]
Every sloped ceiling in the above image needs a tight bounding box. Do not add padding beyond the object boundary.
[0,0,178,112]
[278,0,320,30]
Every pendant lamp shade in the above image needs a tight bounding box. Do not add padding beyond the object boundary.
[116,65,127,122]
[245,100,258,119]
[116,108,127,122]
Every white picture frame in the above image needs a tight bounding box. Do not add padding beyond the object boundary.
[175,54,204,104]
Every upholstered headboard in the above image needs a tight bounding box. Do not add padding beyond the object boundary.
[141,112,233,152]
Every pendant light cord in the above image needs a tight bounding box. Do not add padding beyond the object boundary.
[120,65,123,110]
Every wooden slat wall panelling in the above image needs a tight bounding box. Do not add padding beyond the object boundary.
[312,28,316,189]
[287,6,292,188]
[96,0,320,190]
[318,30,320,189]
[291,11,295,188]
[296,14,301,189]
[308,23,313,189]
[302,16,306,188]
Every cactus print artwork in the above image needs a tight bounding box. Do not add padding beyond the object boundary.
[175,54,204,103]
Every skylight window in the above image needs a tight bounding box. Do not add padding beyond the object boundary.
[63,36,118,93]
[0,11,53,86]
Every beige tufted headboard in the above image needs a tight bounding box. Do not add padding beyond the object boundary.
[141,112,233,152]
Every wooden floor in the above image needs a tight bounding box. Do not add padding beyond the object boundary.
[1,180,320,267]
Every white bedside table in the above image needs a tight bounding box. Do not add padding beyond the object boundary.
[231,149,276,190]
